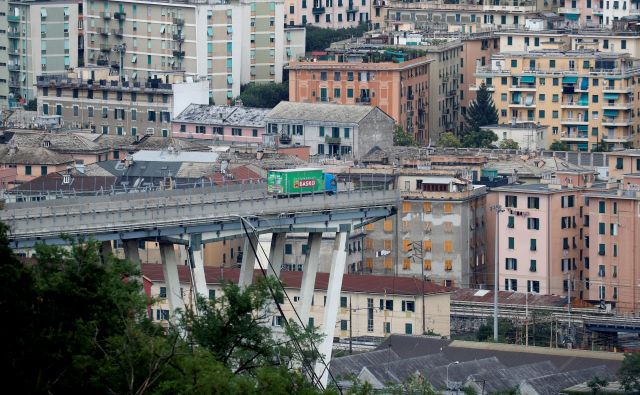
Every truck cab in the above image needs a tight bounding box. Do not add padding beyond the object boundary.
[324,173,337,195]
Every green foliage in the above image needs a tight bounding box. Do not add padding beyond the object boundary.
[236,82,289,108]
[393,125,418,147]
[387,374,438,395]
[25,98,37,111]
[345,377,375,395]
[438,132,462,148]
[305,23,369,52]
[619,352,640,393]
[587,376,609,394]
[461,385,479,395]
[424,328,441,337]
[549,140,569,151]
[476,318,517,343]
[499,138,520,150]
[463,83,499,133]
[591,141,610,152]
[461,129,498,148]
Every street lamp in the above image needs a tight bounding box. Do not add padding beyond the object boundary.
[490,204,505,342]
[446,361,460,390]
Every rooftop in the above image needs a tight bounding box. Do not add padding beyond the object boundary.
[0,146,75,165]
[286,56,432,71]
[131,150,219,163]
[266,101,391,125]
[3,131,106,153]
[141,265,450,296]
[173,104,270,128]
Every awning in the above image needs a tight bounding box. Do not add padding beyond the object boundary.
[578,125,589,131]
[605,76,622,80]
[604,109,619,117]
[565,13,579,20]
[563,76,578,84]
[603,93,619,100]
[227,91,233,99]
[579,93,588,105]
[577,142,589,151]
[525,95,534,105]
[40,9,47,17]
[227,75,233,84]
[520,75,535,83]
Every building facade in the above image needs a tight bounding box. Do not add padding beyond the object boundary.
[83,0,284,105]
[607,149,640,181]
[287,57,431,143]
[475,50,640,151]
[7,0,83,104]
[265,101,395,158]
[284,0,371,28]
[0,0,10,109]
[172,103,270,144]
[585,174,640,313]
[461,32,500,114]
[36,67,208,136]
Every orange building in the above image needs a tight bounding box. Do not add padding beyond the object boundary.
[287,57,432,144]
[585,173,640,313]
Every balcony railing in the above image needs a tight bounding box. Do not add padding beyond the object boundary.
[172,50,185,58]
[100,12,111,19]
[561,100,589,107]
[602,118,632,125]
[111,28,124,36]
[8,64,19,72]
[561,117,589,123]
[7,15,20,23]
[325,136,341,144]
[312,6,326,14]
[7,31,20,38]
[173,17,185,26]
[347,5,359,13]
[560,132,589,139]
[97,27,109,36]
[557,7,580,13]
[114,12,126,21]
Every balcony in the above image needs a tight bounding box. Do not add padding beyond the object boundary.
[111,28,124,37]
[114,12,126,21]
[602,133,632,143]
[97,27,109,36]
[447,90,456,97]
[373,0,387,6]
[96,59,109,66]
[592,7,603,14]
[602,102,633,110]
[7,31,20,39]
[603,85,633,93]
[469,84,495,91]
[602,117,632,126]
[557,7,580,14]
[508,84,536,91]
[312,6,326,14]
[357,96,371,103]
[8,64,19,72]
[100,12,111,20]
[100,44,111,52]
[8,48,19,56]
[7,15,20,23]
[560,132,589,141]
[9,80,20,88]
[561,100,589,108]
[561,117,589,125]
[508,100,535,107]
[172,33,184,41]
[325,136,341,144]
[173,50,185,58]
[347,5,359,13]
[173,17,185,26]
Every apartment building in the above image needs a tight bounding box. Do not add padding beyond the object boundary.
[265,101,394,158]
[585,174,640,313]
[172,103,270,144]
[607,149,640,181]
[143,265,452,338]
[284,25,306,64]
[7,0,83,104]
[0,0,10,110]
[490,171,596,300]
[353,169,487,288]
[461,32,500,112]
[287,56,431,143]
[284,0,371,28]
[0,144,76,185]
[475,50,640,151]
[383,0,543,32]
[83,0,284,105]
[36,66,208,136]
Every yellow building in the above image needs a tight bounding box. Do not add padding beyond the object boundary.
[474,50,640,151]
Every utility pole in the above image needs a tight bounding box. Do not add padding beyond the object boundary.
[490,204,505,342]
[349,296,353,355]
[525,290,529,347]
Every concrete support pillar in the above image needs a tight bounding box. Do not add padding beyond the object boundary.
[315,230,348,387]
[238,233,259,289]
[268,232,286,278]
[190,234,209,302]
[299,232,322,327]
[123,240,141,266]
[100,240,113,263]
[160,243,184,318]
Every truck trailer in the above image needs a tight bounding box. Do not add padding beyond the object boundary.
[267,168,337,195]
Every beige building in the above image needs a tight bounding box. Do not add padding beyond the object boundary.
[142,265,452,338]
[461,32,500,120]
[84,0,285,105]
[0,0,10,109]
[284,0,372,28]
[8,0,83,104]
[36,66,208,136]
[475,50,640,151]
[607,149,640,182]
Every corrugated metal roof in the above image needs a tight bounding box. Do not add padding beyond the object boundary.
[173,104,270,128]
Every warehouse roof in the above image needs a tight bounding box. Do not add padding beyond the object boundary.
[174,104,270,128]
[266,101,391,124]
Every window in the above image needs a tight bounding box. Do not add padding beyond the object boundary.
[405,323,413,335]
[40,166,48,176]
[527,218,539,230]
[530,238,537,251]
[507,36,513,45]
[507,216,515,228]
[340,296,347,308]
[527,280,540,293]
[443,203,453,213]
[598,244,606,256]
[527,197,540,209]
[599,201,605,213]
[616,158,624,170]
[25,165,32,176]
[444,260,453,271]
[401,300,415,312]
[599,222,605,235]
[340,320,348,331]
[444,240,453,253]
[529,260,537,272]
[508,237,514,249]
[505,195,517,208]
[505,258,517,270]
[159,286,167,298]
[285,244,293,254]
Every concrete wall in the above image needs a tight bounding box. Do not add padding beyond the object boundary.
[357,107,394,158]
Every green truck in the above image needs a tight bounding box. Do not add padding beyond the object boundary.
[267,168,337,195]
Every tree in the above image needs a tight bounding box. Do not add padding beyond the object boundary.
[549,140,569,151]
[461,129,498,148]
[438,132,462,148]
[388,374,438,395]
[25,98,37,111]
[619,352,640,393]
[393,125,418,147]
[305,24,369,52]
[476,318,517,343]
[463,83,498,133]
[236,82,289,108]
[587,376,609,394]
[499,138,520,150]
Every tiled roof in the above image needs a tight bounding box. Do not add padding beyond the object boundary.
[0,146,75,165]
[207,165,263,184]
[452,288,569,308]
[266,101,386,124]
[141,265,450,296]
[6,132,104,153]
[12,173,117,193]
[174,104,270,128]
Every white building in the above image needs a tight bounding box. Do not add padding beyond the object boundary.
[481,123,547,151]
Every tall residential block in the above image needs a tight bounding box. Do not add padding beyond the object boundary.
[7,0,83,104]
[0,0,10,109]
[284,0,371,28]
[585,174,640,313]
[83,0,284,105]
[287,56,431,143]
[475,50,640,151]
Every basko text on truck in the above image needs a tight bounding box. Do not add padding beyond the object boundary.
[267,168,337,196]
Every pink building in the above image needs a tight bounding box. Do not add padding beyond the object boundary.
[490,171,596,300]
[558,0,596,27]
[172,104,269,144]
[585,174,640,313]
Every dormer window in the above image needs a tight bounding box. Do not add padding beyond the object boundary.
[62,174,71,184]
[42,139,51,148]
